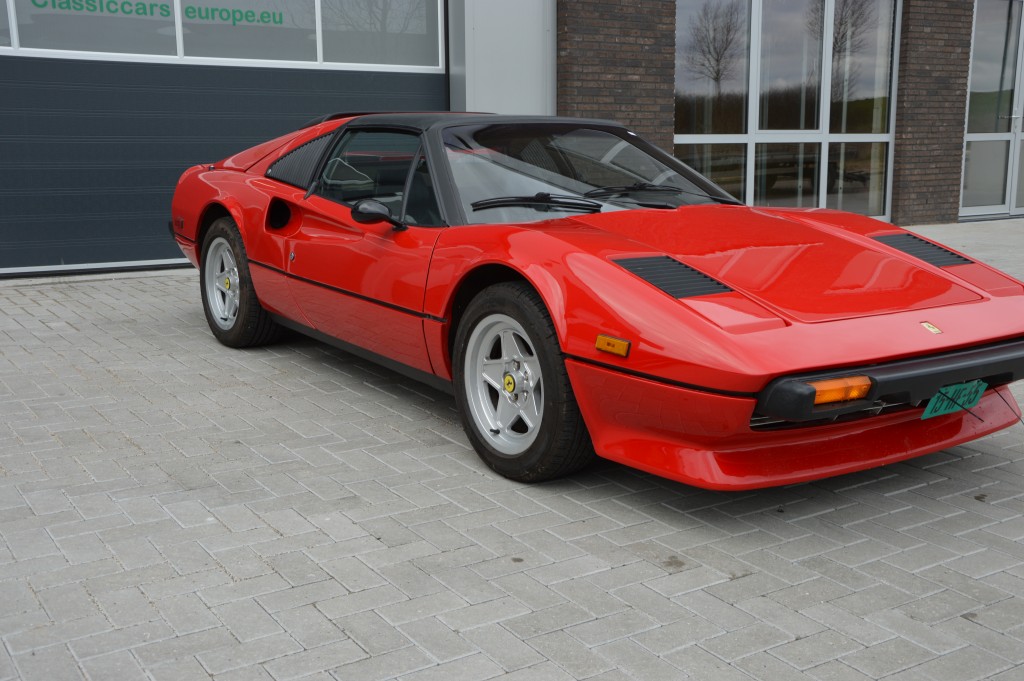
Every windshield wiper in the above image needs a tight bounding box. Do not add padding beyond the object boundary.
[584,182,683,197]
[585,182,743,206]
[471,192,603,213]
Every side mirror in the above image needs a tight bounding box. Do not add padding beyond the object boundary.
[350,199,406,231]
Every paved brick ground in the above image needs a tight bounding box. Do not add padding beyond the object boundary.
[1,221,1023,680]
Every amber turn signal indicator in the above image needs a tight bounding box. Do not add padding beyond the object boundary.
[808,376,872,405]
[595,335,631,358]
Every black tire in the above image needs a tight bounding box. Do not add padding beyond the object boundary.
[453,281,594,482]
[199,216,281,348]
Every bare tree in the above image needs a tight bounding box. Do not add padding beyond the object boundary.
[808,0,876,101]
[685,0,745,98]
[322,0,424,35]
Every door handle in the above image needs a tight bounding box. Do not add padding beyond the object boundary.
[998,115,1022,119]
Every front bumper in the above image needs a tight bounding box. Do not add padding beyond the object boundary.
[567,359,1022,490]
[756,337,1024,423]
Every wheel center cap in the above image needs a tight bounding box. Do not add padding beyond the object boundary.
[224,277,231,290]
[503,373,516,394]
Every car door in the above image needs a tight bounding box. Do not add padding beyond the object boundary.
[286,128,445,374]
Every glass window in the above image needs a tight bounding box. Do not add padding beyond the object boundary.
[443,123,724,224]
[675,143,746,200]
[755,143,820,206]
[826,142,887,215]
[182,0,316,61]
[675,0,751,134]
[829,0,896,133]
[962,140,1010,207]
[759,0,824,130]
[322,0,440,67]
[14,0,176,55]
[317,129,421,215]
[967,0,1023,134]
[1,4,10,46]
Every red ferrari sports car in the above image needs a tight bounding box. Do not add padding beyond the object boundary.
[170,112,1024,490]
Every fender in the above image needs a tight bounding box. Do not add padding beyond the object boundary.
[423,222,773,392]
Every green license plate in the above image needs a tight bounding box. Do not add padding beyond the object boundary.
[921,379,987,420]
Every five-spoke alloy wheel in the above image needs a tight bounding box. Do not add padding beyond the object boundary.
[454,282,593,482]
[199,216,280,348]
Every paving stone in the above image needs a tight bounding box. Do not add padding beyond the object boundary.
[769,630,864,670]
[68,621,174,660]
[664,644,754,681]
[334,610,412,655]
[394,653,504,681]
[3,272,1024,681]
[263,639,367,679]
[594,638,687,681]
[78,650,148,681]
[214,598,282,641]
[12,644,85,681]
[912,646,1012,681]
[196,631,302,675]
[840,638,937,678]
[329,647,435,681]
[399,617,476,663]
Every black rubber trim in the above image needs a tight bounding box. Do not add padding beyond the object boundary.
[758,337,1024,422]
[565,354,757,399]
[873,233,973,267]
[615,255,731,298]
[250,260,447,323]
[270,314,454,395]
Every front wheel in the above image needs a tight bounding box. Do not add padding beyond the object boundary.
[453,282,593,482]
[199,216,280,348]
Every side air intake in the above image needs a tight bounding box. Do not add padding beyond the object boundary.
[873,233,973,267]
[616,256,731,299]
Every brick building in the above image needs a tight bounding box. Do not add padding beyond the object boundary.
[0,0,1016,273]
[559,0,1015,228]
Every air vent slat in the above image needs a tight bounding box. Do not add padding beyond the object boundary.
[873,233,972,267]
[266,133,333,190]
[616,256,731,299]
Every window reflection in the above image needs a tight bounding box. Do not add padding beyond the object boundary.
[829,0,895,133]
[182,1,316,61]
[675,0,750,134]
[755,143,820,206]
[1,4,10,46]
[826,142,887,215]
[759,0,824,130]
[963,141,1010,207]
[322,0,440,67]
[14,0,176,55]
[967,0,1022,134]
[675,143,746,200]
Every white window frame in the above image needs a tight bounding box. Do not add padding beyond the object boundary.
[674,0,902,220]
[0,0,445,74]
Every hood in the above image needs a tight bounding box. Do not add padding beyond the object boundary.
[567,205,982,324]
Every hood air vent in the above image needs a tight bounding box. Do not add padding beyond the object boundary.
[873,233,972,267]
[616,256,731,299]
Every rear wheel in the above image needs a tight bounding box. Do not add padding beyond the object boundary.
[200,216,280,347]
[453,282,593,482]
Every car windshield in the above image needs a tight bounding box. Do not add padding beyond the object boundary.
[442,123,732,224]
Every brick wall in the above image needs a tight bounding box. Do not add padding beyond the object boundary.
[891,0,975,226]
[556,0,676,152]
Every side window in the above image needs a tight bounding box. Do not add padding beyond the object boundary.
[317,129,421,217]
[266,134,333,189]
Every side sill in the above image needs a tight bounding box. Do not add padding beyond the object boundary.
[270,314,455,396]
